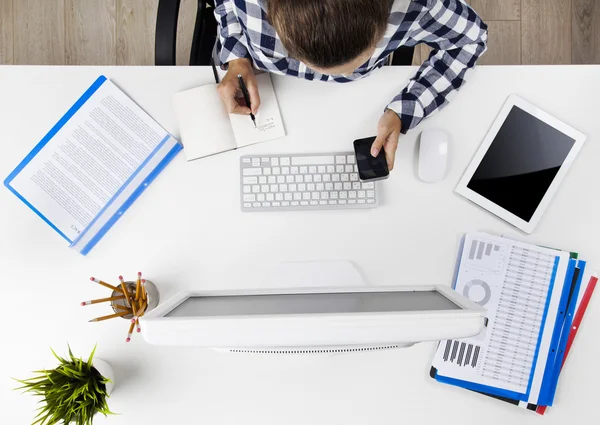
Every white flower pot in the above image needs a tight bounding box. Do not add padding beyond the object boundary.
[92,358,115,395]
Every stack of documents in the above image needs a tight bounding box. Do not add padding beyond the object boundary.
[430,232,597,414]
[4,76,181,255]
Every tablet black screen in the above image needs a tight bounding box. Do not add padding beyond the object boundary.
[467,106,575,222]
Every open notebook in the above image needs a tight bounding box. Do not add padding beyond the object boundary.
[173,73,286,161]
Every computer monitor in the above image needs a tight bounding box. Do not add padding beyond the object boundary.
[141,285,485,354]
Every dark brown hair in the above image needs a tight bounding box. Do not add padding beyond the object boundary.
[267,0,390,69]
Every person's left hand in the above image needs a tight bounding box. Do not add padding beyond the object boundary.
[371,109,402,170]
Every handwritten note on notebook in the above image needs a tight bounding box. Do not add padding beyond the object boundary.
[173,73,286,161]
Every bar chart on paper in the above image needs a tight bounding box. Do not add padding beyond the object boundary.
[433,233,563,394]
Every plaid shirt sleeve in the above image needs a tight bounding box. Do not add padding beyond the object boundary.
[387,0,488,133]
[214,0,251,65]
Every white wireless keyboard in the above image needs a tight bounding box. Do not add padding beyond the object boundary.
[240,153,378,212]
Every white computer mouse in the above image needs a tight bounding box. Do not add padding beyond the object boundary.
[418,128,449,183]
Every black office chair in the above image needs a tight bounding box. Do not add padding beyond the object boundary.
[155,0,414,66]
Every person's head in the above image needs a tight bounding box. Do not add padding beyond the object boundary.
[267,0,390,75]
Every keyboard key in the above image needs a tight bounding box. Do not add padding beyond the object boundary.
[284,193,293,201]
[273,202,281,207]
[347,155,356,164]
[308,166,317,174]
[343,182,352,190]
[334,182,343,190]
[307,183,315,191]
[322,174,331,182]
[252,158,260,165]
[340,191,348,199]
[310,201,318,206]
[244,202,251,208]
[282,201,290,206]
[263,167,271,175]
[302,193,311,200]
[335,155,346,164]
[311,192,320,200]
[292,201,300,206]
[298,183,306,191]
[292,155,334,165]
[243,168,261,176]
[289,184,297,192]
[367,190,375,198]
[362,181,375,189]
[352,182,360,190]
[270,184,278,192]
[275,193,283,201]
[259,176,267,184]
[299,166,308,174]
[253,202,261,207]
[321,192,329,199]
[305,175,313,183]
[339,200,347,205]
[367,199,376,204]
[282,167,290,175]
[327,165,335,173]
[261,185,269,192]
[286,175,294,183]
[301,201,309,206]
[316,183,324,191]
[291,166,299,174]
[350,173,358,181]
[243,176,258,184]
[358,199,366,204]
[252,185,260,193]
[262,202,271,207]
[280,157,291,166]
[348,199,357,204]
[318,165,326,173]
[349,191,357,198]
[268,176,276,184]
[332,174,340,182]
[279,184,288,192]
[243,186,251,193]
[329,200,338,205]
[293,193,301,200]
[341,174,349,182]
[355,165,359,172]
[242,158,251,163]
[319,200,327,205]
[295,175,304,183]
[358,190,366,198]
[325,183,334,191]
[273,167,280,175]
[271,158,279,166]
[336,165,344,173]
[345,165,354,173]
[261,158,269,163]
[277,175,285,183]
[266,193,274,201]
[257,194,265,201]
[314,174,322,182]
[243,194,256,202]
[331,191,338,199]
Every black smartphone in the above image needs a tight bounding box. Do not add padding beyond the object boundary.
[353,137,389,181]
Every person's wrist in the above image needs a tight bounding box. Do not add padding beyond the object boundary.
[227,58,252,73]
[384,108,402,130]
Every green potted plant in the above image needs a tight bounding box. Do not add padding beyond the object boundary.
[16,345,114,425]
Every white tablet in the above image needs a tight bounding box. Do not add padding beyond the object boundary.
[456,95,586,233]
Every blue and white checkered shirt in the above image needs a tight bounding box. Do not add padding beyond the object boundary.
[215,0,488,133]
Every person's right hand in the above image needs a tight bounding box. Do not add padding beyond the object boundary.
[217,58,261,115]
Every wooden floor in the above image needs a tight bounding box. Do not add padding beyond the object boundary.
[0,0,599,66]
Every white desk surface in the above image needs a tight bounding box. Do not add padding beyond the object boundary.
[1,65,599,424]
